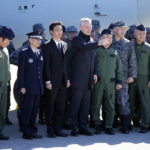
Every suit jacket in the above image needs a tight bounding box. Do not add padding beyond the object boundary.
[71,31,99,90]
[17,47,44,94]
[42,39,69,88]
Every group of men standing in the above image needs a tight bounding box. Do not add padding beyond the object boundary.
[0,17,150,140]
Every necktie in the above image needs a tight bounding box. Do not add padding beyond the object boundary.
[35,52,38,58]
[57,42,62,53]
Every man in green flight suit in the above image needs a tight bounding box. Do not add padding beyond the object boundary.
[0,26,15,140]
[132,24,150,133]
[91,29,123,135]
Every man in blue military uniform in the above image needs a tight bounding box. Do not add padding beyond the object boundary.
[0,26,15,140]
[17,31,44,140]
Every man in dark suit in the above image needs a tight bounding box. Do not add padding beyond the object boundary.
[17,32,44,140]
[42,22,70,138]
[70,18,109,136]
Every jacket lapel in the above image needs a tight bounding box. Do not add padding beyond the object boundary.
[50,39,61,57]
[28,47,36,59]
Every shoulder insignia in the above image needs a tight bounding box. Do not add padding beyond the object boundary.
[44,40,50,44]
[114,50,118,55]
[22,47,28,51]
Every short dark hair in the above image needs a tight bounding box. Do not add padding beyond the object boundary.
[49,21,62,31]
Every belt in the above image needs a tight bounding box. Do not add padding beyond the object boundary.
[97,77,116,82]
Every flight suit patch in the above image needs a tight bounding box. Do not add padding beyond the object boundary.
[141,51,146,56]
[109,54,115,57]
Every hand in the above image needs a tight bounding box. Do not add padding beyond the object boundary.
[148,81,150,88]
[127,77,134,84]
[98,38,109,46]
[67,80,71,88]
[46,83,52,90]
[21,88,26,94]
[93,75,97,84]
[116,84,122,90]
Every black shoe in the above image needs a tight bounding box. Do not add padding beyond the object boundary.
[119,128,129,134]
[22,134,33,140]
[94,125,101,135]
[71,129,79,137]
[79,128,94,136]
[105,128,115,135]
[55,131,68,137]
[129,124,133,131]
[31,134,43,139]
[0,134,9,140]
[6,118,13,125]
[47,132,56,138]
[140,127,148,133]
[120,115,130,134]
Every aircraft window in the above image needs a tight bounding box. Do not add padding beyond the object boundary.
[24,6,28,10]
[32,5,35,8]
[94,4,99,9]
[18,6,22,10]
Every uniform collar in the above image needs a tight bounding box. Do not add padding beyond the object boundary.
[113,36,125,43]
[135,41,145,46]
[30,46,40,54]
[101,45,112,50]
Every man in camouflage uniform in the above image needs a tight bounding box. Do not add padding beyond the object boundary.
[132,24,150,133]
[91,20,101,41]
[112,21,137,134]
[125,24,136,41]
[66,26,78,45]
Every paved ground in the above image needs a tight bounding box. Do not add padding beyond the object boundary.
[0,65,150,150]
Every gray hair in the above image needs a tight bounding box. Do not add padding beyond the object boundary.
[80,18,92,26]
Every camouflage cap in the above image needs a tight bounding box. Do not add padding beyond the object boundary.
[33,23,45,32]
[0,26,15,40]
[114,21,126,27]
[146,27,150,33]
[67,26,78,33]
[108,23,114,30]
[129,24,136,31]
[101,29,112,36]
[62,25,66,33]
[92,20,100,30]
[136,24,145,31]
